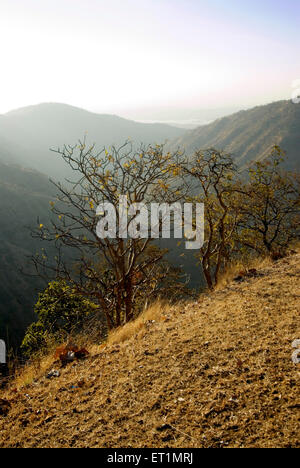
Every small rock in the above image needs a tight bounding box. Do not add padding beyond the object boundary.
[46,369,60,379]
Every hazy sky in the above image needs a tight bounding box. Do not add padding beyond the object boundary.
[0,0,299,116]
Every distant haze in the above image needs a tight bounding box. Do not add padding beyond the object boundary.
[0,0,299,119]
[118,106,243,129]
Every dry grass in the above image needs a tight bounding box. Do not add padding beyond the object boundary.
[215,255,273,290]
[0,252,299,448]
[107,301,169,346]
[11,324,106,391]
[12,354,56,390]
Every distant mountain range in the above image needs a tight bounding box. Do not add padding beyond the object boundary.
[0,103,186,180]
[1,101,298,181]
[170,100,300,171]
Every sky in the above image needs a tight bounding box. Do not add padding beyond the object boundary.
[0,0,299,118]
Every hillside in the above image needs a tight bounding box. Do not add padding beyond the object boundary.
[170,100,300,171]
[1,252,299,448]
[0,162,58,348]
[0,103,186,180]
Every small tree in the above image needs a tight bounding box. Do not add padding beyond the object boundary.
[30,141,185,329]
[21,280,97,356]
[239,147,300,255]
[181,149,241,289]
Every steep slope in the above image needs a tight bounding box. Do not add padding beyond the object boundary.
[0,103,186,180]
[1,253,299,448]
[0,162,57,348]
[171,100,300,171]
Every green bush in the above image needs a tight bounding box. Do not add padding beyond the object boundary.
[21,280,98,357]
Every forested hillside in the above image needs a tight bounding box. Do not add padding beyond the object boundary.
[0,162,56,348]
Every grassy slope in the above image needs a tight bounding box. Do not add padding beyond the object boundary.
[0,253,299,448]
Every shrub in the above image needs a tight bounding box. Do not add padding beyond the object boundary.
[21,280,98,357]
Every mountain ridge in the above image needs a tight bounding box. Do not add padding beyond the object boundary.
[170,100,300,170]
[0,102,186,180]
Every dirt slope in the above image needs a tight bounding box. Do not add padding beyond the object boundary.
[0,254,299,448]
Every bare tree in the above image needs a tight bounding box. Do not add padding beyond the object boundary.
[181,149,241,289]
[238,146,300,255]
[31,141,187,329]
